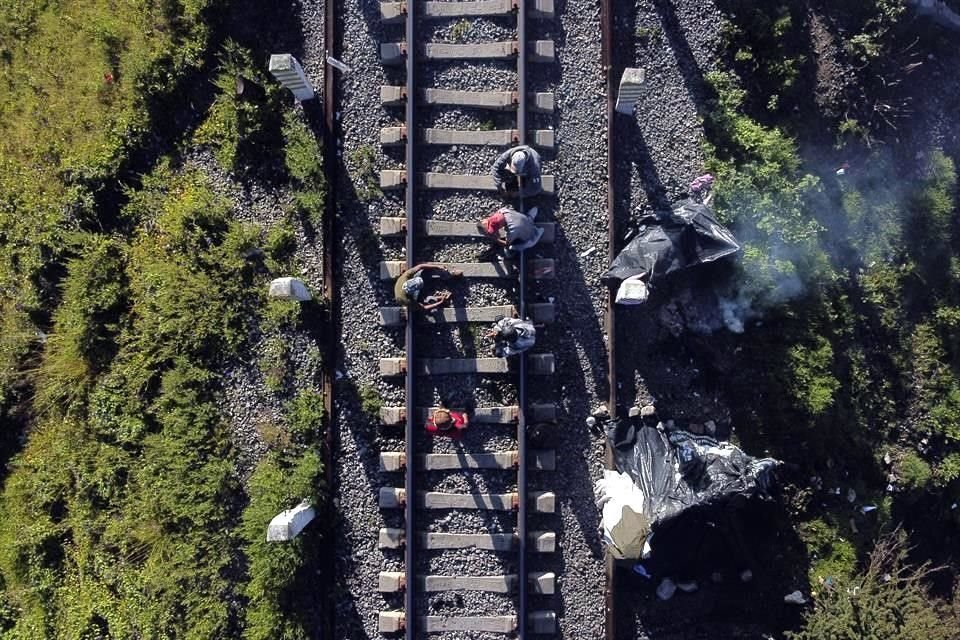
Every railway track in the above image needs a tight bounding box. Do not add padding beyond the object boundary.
[373,0,559,637]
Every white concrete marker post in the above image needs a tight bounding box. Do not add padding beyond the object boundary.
[266,500,316,542]
[615,67,646,115]
[268,277,313,301]
[268,54,315,101]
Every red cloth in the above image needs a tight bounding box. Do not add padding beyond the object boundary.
[425,410,468,438]
[481,210,507,235]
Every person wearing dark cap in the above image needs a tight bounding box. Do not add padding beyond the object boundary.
[491,145,543,199]
[488,317,536,357]
[394,262,462,311]
[476,205,543,255]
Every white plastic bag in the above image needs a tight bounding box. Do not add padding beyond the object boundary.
[594,470,649,559]
[615,275,649,305]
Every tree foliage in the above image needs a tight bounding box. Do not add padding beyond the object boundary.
[789,531,957,640]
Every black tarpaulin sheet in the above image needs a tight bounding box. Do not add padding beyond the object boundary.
[601,199,740,285]
[606,419,778,545]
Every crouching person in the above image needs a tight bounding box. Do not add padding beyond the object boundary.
[476,206,543,255]
[491,145,543,199]
[394,262,462,311]
[488,317,536,357]
[425,407,469,439]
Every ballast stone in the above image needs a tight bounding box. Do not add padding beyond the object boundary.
[266,500,316,541]
[269,277,312,301]
[268,54,315,101]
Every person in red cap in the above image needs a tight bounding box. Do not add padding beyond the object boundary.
[476,206,543,255]
[425,406,469,439]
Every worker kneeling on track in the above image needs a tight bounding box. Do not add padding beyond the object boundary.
[488,317,536,357]
[394,262,463,312]
[425,407,469,439]
[477,206,543,256]
[491,145,543,199]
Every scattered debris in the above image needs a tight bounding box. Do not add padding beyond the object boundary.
[603,199,740,306]
[326,52,352,73]
[656,577,677,601]
[632,563,652,579]
[676,580,698,593]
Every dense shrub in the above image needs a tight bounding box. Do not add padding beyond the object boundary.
[194,41,282,173]
[0,165,261,637]
[789,531,956,640]
[0,0,215,407]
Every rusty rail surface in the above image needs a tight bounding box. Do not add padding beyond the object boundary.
[600,0,619,636]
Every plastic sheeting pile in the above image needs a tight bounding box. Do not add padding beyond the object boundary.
[601,199,740,296]
[596,419,778,561]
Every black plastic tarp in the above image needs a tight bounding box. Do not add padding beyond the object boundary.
[606,419,778,571]
[601,199,740,285]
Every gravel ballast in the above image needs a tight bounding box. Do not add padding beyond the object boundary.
[330,0,610,637]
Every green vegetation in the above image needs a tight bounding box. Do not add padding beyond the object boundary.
[0,166,260,636]
[261,336,292,393]
[283,110,326,227]
[349,144,383,202]
[702,3,960,634]
[450,19,471,43]
[0,0,214,410]
[799,518,858,584]
[0,1,329,634]
[359,384,383,420]
[635,26,659,46]
[789,531,958,640]
[240,389,325,640]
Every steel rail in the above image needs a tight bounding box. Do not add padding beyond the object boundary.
[516,0,529,638]
[321,0,339,636]
[404,1,417,639]
[600,0,618,635]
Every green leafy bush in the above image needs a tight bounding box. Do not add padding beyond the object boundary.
[0,163,262,637]
[194,41,276,172]
[286,390,325,445]
[799,518,858,585]
[788,336,840,415]
[359,384,383,419]
[35,236,128,413]
[789,530,956,640]
[898,450,932,491]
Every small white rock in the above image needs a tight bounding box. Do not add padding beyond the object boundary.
[784,590,806,605]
